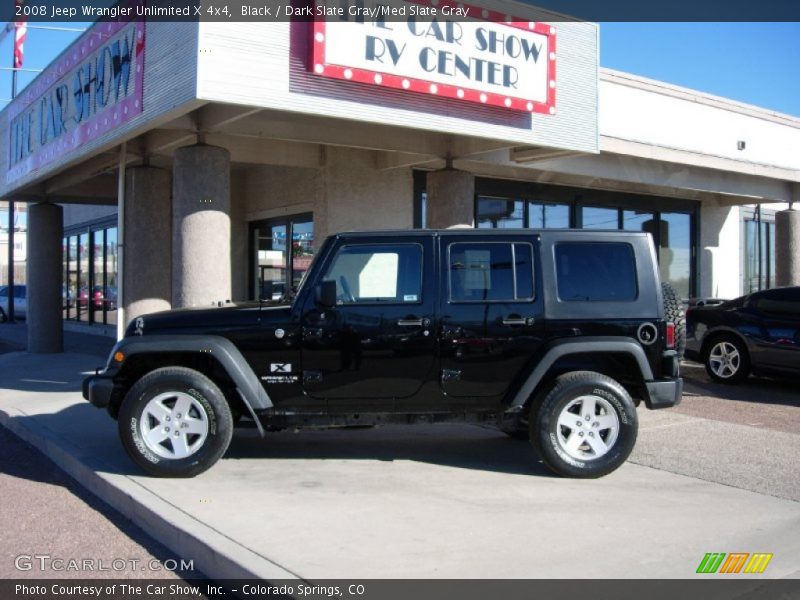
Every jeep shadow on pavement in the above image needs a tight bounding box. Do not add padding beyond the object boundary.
[83,229,684,479]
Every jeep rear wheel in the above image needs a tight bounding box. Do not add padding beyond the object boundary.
[118,367,233,477]
[530,371,638,478]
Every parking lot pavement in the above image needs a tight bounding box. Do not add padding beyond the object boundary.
[0,349,798,581]
[630,362,800,502]
[0,425,200,580]
[675,362,800,434]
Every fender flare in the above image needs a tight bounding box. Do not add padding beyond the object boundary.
[699,326,752,357]
[110,334,273,416]
[507,337,654,409]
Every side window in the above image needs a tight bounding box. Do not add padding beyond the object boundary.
[555,242,638,301]
[752,289,800,317]
[449,242,534,302]
[323,244,422,304]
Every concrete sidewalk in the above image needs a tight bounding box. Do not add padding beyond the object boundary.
[0,341,799,580]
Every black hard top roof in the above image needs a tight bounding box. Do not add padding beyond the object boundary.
[334,229,651,238]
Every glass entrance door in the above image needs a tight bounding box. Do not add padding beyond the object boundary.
[250,214,314,301]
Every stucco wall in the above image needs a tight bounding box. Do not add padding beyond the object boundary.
[600,70,800,173]
[198,17,599,154]
[320,147,414,241]
[234,147,413,300]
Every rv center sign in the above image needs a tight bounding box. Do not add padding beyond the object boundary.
[311,0,556,113]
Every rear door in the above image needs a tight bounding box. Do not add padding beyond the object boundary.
[749,288,800,374]
[301,236,437,412]
[438,234,546,408]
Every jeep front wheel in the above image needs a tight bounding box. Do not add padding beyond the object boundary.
[118,367,233,477]
[530,371,638,478]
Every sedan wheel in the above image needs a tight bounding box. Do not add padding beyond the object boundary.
[705,337,750,383]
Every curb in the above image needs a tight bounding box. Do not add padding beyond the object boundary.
[0,403,301,583]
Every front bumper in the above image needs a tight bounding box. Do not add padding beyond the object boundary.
[82,371,116,408]
[645,377,683,409]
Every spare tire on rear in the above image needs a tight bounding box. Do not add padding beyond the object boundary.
[661,282,686,359]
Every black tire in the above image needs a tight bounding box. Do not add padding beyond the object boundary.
[118,367,233,477]
[529,371,638,478]
[661,282,686,359]
[704,335,750,384]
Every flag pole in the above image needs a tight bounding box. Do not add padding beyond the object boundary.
[6,3,26,324]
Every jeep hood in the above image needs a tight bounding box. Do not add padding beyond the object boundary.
[125,302,292,337]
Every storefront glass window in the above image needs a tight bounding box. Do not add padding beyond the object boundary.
[581,206,618,229]
[91,230,105,324]
[105,228,118,325]
[622,210,655,234]
[78,232,90,322]
[659,212,692,299]
[66,236,78,319]
[744,218,775,293]
[528,201,569,228]
[477,198,524,229]
[475,197,569,229]
[254,224,287,300]
[468,182,697,298]
[251,215,314,301]
[62,239,69,319]
[62,224,118,326]
[292,221,314,290]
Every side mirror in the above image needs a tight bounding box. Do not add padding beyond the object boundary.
[315,279,337,308]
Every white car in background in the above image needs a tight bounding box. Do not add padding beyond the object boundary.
[0,285,26,321]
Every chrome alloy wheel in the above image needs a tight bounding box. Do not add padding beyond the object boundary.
[140,391,209,459]
[708,341,741,379]
[555,395,620,460]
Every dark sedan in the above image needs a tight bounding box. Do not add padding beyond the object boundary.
[685,286,800,383]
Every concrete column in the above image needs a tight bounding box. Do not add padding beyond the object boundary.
[124,166,172,321]
[426,169,475,229]
[775,208,800,286]
[27,202,63,353]
[172,144,231,307]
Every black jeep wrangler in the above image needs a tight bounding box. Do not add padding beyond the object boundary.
[84,229,683,478]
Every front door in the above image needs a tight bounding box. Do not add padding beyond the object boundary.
[439,234,546,408]
[301,237,437,412]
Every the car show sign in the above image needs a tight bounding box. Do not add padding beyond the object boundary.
[311,0,556,113]
[7,19,145,183]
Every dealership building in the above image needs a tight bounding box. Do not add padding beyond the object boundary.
[1,1,799,351]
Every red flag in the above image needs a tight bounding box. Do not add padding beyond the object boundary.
[14,0,27,69]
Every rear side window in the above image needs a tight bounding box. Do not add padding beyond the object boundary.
[449,242,534,302]
[751,288,800,317]
[324,244,422,304]
[555,242,638,302]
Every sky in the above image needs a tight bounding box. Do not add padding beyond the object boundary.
[599,22,800,117]
[0,21,798,117]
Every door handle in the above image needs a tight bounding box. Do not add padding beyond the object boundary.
[398,318,424,327]
[502,316,533,326]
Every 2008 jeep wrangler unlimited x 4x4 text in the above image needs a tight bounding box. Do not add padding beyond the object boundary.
[84,229,683,478]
